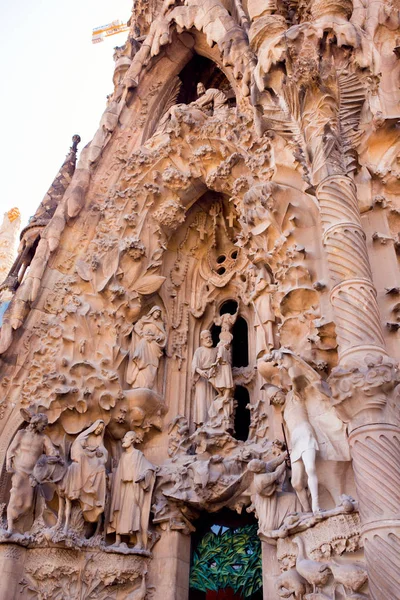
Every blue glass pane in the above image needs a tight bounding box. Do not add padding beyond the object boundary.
[0,302,10,327]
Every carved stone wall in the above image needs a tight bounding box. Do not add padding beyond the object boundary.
[0,0,400,599]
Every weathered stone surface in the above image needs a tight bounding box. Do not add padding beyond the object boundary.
[0,0,400,598]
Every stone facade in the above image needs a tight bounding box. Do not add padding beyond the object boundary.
[0,1,399,598]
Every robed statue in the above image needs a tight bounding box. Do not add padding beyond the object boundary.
[58,420,108,533]
[108,430,156,550]
[191,330,217,426]
[127,306,167,390]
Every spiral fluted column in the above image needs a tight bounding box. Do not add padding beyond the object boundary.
[316,173,400,600]
[317,175,386,364]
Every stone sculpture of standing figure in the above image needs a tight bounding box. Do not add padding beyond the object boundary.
[5,411,59,535]
[127,306,167,390]
[58,419,108,533]
[211,331,235,403]
[191,330,217,426]
[108,430,156,550]
[248,258,275,357]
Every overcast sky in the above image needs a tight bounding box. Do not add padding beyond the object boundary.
[0,0,132,228]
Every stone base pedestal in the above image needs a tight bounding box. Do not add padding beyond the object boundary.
[150,529,191,600]
[261,541,280,600]
[0,544,148,600]
[0,544,27,600]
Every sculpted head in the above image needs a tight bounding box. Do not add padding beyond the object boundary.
[270,389,286,407]
[94,421,105,435]
[148,305,162,320]
[200,330,213,348]
[122,430,143,448]
[197,82,206,97]
[248,459,266,474]
[29,413,48,433]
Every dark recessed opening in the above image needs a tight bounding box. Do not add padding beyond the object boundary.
[234,386,250,441]
[176,55,232,106]
[220,300,238,315]
[232,316,248,368]
[217,267,226,275]
[217,255,226,264]
[231,250,238,259]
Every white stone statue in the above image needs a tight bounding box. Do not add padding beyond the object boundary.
[5,412,59,535]
[264,349,350,514]
[126,306,167,390]
[108,431,156,550]
[58,419,108,533]
[191,330,217,426]
[275,386,321,513]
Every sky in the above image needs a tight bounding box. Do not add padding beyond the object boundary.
[0,0,132,229]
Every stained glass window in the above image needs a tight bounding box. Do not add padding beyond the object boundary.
[190,521,262,599]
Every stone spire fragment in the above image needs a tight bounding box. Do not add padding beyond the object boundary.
[0,208,21,302]
[0,135,80,295]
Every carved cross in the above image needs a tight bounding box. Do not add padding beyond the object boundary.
[196,220,207,240]
[227,211,235,228]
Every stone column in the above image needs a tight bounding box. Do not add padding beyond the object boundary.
[317,175,386,364]
[0,544,27,599]
[317,173,400,600]
[150,529,191,600]
[261,541,280,600]
[348,424,400,600]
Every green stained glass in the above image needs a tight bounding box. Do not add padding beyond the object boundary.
[189,523,262,598]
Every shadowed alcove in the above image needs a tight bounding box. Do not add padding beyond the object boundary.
[176,54,234,106]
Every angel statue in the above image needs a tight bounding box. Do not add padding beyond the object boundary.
[259,349,350,514]
[213,307,239,334]
[127,306,167,390]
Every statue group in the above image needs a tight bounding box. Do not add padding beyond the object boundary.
[4,412,156,555]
